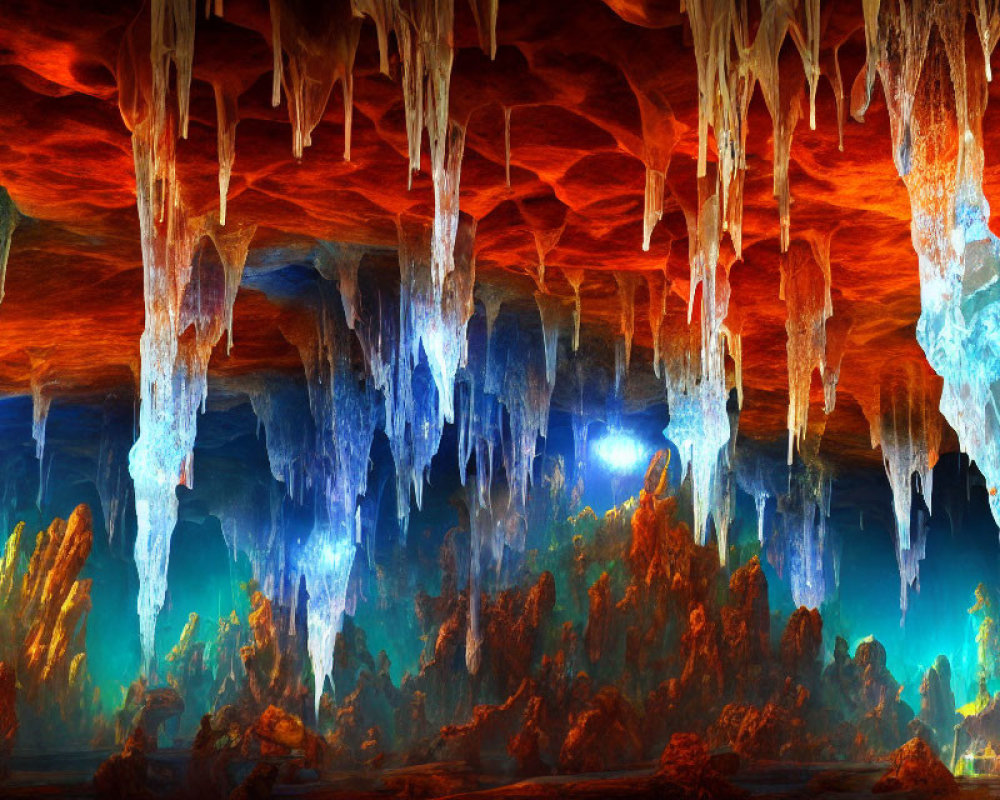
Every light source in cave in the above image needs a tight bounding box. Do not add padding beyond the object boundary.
[593,430,645,473]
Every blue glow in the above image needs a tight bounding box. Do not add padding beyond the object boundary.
[594,431,645,473]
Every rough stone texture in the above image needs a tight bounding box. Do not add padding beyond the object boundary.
[0,1,970,467]
[872,736,959,797]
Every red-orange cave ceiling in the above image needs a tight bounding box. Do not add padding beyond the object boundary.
[1,0,994,469]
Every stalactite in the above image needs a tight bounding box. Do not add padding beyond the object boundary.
[503,106,511,187]
[272,0,362,160]
[974,0,1000,81]
[468,0,498,59]
[754,0,800,253]
[0,187,19,304]
[645,269,667,378]
[532,226,562,293]
[212,82,238,227]
[781,241,831,465]
[614,272,638,372]
[314,242,366,331]
[789,0,821,130]
[561,268,584,352]
[534,291,564,388]
[864,369,941,615]
[643,168,665,252]
[205,217,256,354]
[851,0,881,122]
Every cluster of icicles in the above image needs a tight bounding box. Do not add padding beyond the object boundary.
[4,0,997,691]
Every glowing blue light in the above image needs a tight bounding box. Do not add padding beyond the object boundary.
[594,431,645,472]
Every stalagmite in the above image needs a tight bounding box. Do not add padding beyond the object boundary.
[561,268,584,352]
[614,272,638,372]
[212,82,238,227]
[0,187,19,304]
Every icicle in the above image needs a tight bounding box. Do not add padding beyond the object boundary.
[0,187,19,303]
[503,106,511,187]
[534,291,563,388]
[206,217,256,354]
[561,268,584,352]
[212,82,238,227]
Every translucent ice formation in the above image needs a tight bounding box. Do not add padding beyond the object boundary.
[0,186,19,303]
[302,530,356,714]
[780,463,832,609]
[865,4,1000,529]
[865,373,941,613]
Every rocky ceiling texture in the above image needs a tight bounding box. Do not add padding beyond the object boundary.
[1,0,1000,659]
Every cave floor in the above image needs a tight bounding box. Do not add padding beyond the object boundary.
[4,752,1000,799]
